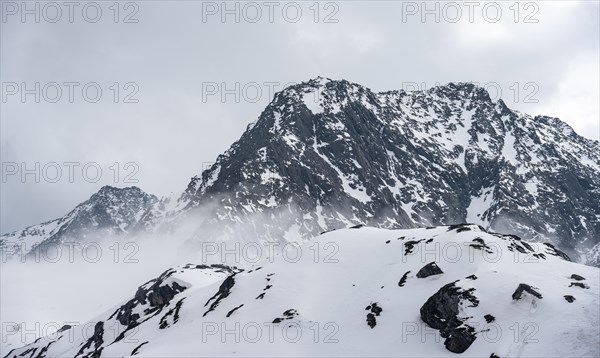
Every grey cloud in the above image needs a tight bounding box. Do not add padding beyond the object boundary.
[1,0,598,233]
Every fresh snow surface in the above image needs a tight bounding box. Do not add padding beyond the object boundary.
[466,186,495,227]
[303,91,323,114]
[6,225,599,358]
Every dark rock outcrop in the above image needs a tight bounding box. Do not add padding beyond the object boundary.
[416,262,444,278]
[203,274,237,317]
[512,283,543,300]
[398,271,410,287]
[76,321,104,358]
[569,282,589,289]
[113,268,187,329]
[420,282,479,353]
[365,303,382,328]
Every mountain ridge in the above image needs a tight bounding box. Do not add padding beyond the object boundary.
[0,186,158,257]
[4,225,599,357]
[171,77,600,261]
[2,78,599,265]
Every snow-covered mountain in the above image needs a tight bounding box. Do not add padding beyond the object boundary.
[3,78,599,265]
[0,186,158,258]
[4,225,599,357]
[169,78,600,262]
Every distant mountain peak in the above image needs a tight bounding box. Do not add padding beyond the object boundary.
[1,186,158,257]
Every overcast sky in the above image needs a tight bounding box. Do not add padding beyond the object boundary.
[1,0,599,234]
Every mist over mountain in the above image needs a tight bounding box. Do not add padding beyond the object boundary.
[1,186,157,258]
[3,78,599,265]
[2,78,600,357]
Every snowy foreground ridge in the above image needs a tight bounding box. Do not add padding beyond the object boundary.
[5,225,599,358]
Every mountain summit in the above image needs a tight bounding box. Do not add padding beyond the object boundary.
[1,186,157,257]
[3,78,599,264]
[173,78,600,261]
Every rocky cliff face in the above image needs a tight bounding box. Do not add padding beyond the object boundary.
[3,78,599,263]
[171,78,600,261]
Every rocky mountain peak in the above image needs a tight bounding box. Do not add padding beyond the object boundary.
[0,186,158,257]
[171,78,599,262]
[3,78,599,266]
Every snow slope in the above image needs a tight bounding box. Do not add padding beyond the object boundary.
[5,225,598,357]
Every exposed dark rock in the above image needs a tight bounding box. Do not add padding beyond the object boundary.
[203,274,236,317]
[484,314,495,323]
[131,342,148,356]
[226,304,245,318]
[543,243,572,261]
[570,274,585,281]
[448,224,473,233]
[564,295,576,303]
[470,237,493,253]
[283,309,298,319]
[398,271,410,287]
[416,262,444,278]
[366,313,376,329]
[31,340,55,358]
[512,283,543,300]
[404,239,424,255]
[505,235,536,255]
[569,282,589,289]
[109,267,191,342]
[159,298,185,329]
[466,274,478,280]
[368,303,382,316]
[365,303,382,328]
[76,321,104,358]
[272,309,298,324]
[420,282,479,353]
[57,324,72,333]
